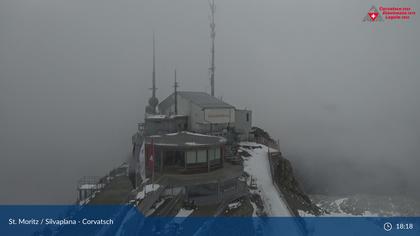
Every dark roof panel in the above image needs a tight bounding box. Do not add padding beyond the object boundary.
[158,91,234,112]
[178,91,234,108]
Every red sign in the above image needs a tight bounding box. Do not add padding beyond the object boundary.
[369,12,379,21]
[145,140,155,171]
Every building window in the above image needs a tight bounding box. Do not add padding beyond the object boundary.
[207,148,221,161]
[214,148,221,160]
[246,113,250,122]
[208,148,215,161]
[186,151,196,164]
[197,150,207,163]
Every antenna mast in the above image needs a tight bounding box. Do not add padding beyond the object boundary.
[152,33,157,99]
[146,33,159,115]
[209,0,216,96]
[173,69,179,115]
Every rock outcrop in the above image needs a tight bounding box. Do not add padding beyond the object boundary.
[274,156,323,216]
[252,126,323,216]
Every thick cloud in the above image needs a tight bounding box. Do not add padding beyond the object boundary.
[0,0,419,203]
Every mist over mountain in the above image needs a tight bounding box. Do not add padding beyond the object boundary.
[1,0,419,204]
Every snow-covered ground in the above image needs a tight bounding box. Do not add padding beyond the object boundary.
[228,201,242,210]
[175,208,194,217]
[173,208,194,224]
[241,142,304,236]
[311,194,420,216]
[79,184,101,190]
[240,142,291,216]
[239,142,406,235]
[136,184,160,201]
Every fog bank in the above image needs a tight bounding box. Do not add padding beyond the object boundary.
[1,0,419,203]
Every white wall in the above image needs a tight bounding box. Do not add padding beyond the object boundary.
[235,109,252,140]
[203,108,235,124]
[160,95,236,133]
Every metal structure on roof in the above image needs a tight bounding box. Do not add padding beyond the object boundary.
[173,69,179,115]
[209,0,216,96]
[146,34,159,115]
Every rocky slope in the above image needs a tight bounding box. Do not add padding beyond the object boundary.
[250,127,323,216]
[274,157,324,216]
[311,194,420,216]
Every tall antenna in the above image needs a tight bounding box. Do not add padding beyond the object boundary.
[209,0,216,96]
[173,69,179,115]
[152,33,157,99]
[147,33,159,114]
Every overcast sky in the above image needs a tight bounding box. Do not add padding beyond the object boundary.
[0,0,419,203]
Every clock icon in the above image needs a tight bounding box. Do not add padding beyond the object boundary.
[384,222,393,232]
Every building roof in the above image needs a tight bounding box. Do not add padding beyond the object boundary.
[145,131,226,148]
[145,114,187,120]
[179,91,234,108]
[159,91,234,112]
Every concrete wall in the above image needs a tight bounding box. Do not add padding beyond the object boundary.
[159,94,175,115]
[159,94,192,130]
[235,109,252,140]
[203,108,235,124]
[144,116,188,135]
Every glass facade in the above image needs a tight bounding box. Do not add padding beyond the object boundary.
[185,148,220,164]
[186,150,196,164]
[197,150,207,163]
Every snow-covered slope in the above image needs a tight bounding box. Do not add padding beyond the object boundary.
[311,194,420,216]
[240,142,291,216]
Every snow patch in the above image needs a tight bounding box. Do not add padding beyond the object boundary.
[176,208,194,217]
[228,201,242,210]
[249,201,258,217]
[240,142,291,216]
[298,210,316,217]
[136,184,160,200]
[79,184,100,190]
[183,131,217,137]
[146,115,166,119]
[173,208,194,224]
[185,142,203,146]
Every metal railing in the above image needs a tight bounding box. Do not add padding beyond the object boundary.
[77,176,105,203]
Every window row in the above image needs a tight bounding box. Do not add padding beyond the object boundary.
[186,148,220,164]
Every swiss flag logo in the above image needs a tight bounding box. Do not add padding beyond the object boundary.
[369,12,378,21]
[363,6,383,22]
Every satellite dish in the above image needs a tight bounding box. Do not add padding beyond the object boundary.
[148,97,159,107]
